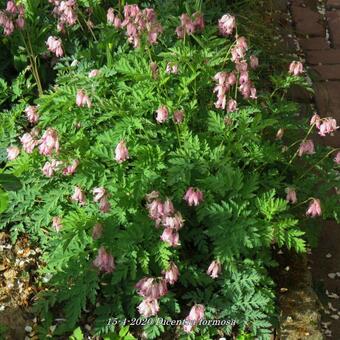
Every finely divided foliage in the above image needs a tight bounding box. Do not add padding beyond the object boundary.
[1,0,340,339]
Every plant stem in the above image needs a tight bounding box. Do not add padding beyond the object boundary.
[20,32,43,96]
[297,148,340,180]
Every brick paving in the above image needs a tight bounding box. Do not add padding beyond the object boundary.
[290,0,340,338]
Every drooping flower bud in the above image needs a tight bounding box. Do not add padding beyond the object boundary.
[207,260,221,279]
[7,146,20,160]
[306,198,322,217]
[115,140,129,163]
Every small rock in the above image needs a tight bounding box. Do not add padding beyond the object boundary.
[85,324,91,331]
[326,253,332,258]
[25,326,32,332]
[280,287,288,293]
[330,314,339,320]
[285,266,290,271]
[328,273,336,279]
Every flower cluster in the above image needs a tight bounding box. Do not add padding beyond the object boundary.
[0,1,24,36]
[310,113,338,136]
[118,4,163,48]
[49,0,77,31]
[176,12,204,39]
[42,159,63,177]
[46,36,64,57]
[136,262,180,318]
[146,192,184,247]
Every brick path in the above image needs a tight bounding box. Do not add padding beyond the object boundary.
[290,0,340,338]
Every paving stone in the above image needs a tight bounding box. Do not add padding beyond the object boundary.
[292,6,325,36]
[327,11,340,47]
[298,37,330,50]
[306,49,340,64]
[327,0,340,9]
[311,65,340,80]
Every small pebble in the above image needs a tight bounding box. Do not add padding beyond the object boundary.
[25,326,32,333]
[328,273,336,279]
[285,266,290,271]
[326,253,332,258]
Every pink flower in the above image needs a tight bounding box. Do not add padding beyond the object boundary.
[306,198,322,217]
[298,139,315,157]
[183,304,205,332]
[6,1,16,13]
[46,36,63,57]
[156,106,168,123]
[115,140,129,163]
[250,87,257,99]
[235,60,248,72]
[289,61,304,76]
[63,159,79,175]
[207,260,221,279]
[76,90,91,108]
[92,223,103,240]
[160,227,180,247]
[310,113,321,128]
[163,199,174,216]
[239,71,249,85]
[88,69,99,78]
[137,299,159,317]
[166,63,178,75]
[285,187,297,204]
[16,16,24,29]
[193,12,204,31]
[71,186,86,205]
[147,199,164,221]
[93,187,106,203]
[42,159,62,177]
[250,55,259,69]
[24,105,39,124]
[52,216,62,232]
[135,277,168,299]
[38,128,60,156]
[93,246,115,273]
[228,72,237,85]
[184,187,204,206]
[227,99,237,113]
[99,196,111,213]
[163,262,179,285]
[162,212,184,230]
[188,304,205,323]
[276,128,284,140]
[7,146,20,160]
[231,37,248,62]
[20,132,37,154]
[173,110,184,124]
[218,14,236,36]
[334,151,340,164]
[318,118,338,136]
[107,8,115,24]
